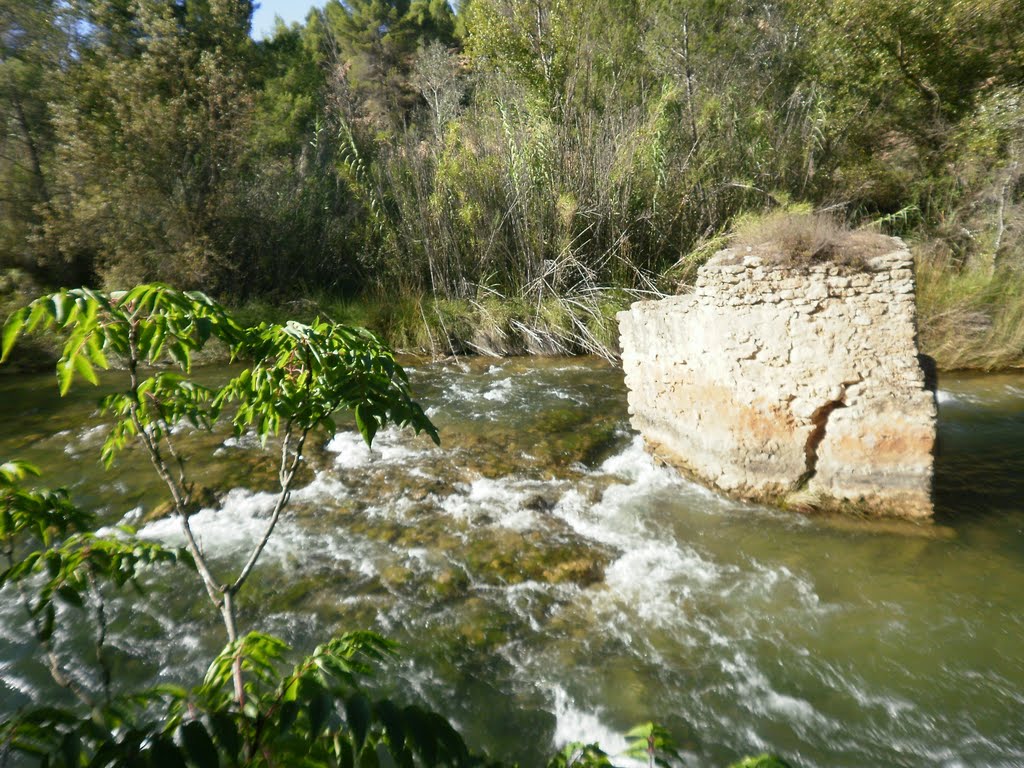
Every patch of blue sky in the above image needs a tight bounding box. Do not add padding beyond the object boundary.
[250,0,325,40]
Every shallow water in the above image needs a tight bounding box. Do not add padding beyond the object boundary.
[1,359,1023,767]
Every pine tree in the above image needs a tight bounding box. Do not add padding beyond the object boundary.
[44,0,257,291]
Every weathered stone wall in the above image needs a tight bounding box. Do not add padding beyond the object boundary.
[617,240,937,518]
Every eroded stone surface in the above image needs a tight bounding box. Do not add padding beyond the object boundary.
[617,241,937,518]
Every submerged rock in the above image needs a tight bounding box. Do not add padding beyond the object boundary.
[460,529,611,587]
[618,239,937,518]
[143,485,220,522]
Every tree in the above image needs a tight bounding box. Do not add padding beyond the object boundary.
[0,459,188,710]
[0,285,487,767]
[43,0,258,291]
[323,0,457,130]
[0,0,75,276]
[0,460,477,766]
[413,40,466,140]
[463,0,584,114]
[2,284,438,703]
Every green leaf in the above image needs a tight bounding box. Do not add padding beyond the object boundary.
[73,352,99,386]
[727,757,794,768]
[148,736,188,768]
[208,713,240,758]
[401,707,436,766]
[337,735,355,768]
[374,700,404,753]
[1,308,27,362]
[57,357,75,396]
[345,694,372,754]
[430,712,470,766]
[360,745,380,768]
[38,602,55,643]
[354,404,378,446]
[546,742,611,768]
[55,584,85,608]
[308,689,333,737]
[283,678,300,703]
[59,731,81,768]
[86,333,109,370]
[180,721,219,768]
[138,321,159,359]
[277,700,300,737]
[623,722,680,768]
[51,293,72,325]
[167,340,190,371]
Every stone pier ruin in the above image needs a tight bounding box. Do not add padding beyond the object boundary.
[617,238,937,518]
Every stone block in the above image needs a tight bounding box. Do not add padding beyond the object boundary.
[617,239,936,518]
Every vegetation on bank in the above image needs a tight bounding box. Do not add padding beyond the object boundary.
[1,0,1023,369]
[0,286,790,767]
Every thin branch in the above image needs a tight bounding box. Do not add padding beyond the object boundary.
[125,322,223,610]
[223,591,243,705]
[893,37,941,113]
[993,160,1017,269]
[229,425,308,596]
[153,404,190,499]
[5,548,94,709]
[87,570,112,705]
[681,12,700,147]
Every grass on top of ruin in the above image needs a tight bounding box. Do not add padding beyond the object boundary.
[725,211,897,269]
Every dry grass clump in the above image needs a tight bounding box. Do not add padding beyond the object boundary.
[728,212,896,268]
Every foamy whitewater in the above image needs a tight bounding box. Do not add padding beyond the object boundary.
[2,359,1023,767]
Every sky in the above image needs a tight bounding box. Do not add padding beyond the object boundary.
[250,0,324,40]
[250,0,462,39]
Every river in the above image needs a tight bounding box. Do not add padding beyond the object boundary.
[1,358,1023,767]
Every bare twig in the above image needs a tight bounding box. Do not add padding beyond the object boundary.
[5,548,94,708]
[87,570,112,705]
[993,160,1018,269]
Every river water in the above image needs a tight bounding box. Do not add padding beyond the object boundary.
[1,358,1023,767]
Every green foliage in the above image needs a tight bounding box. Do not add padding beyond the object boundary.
[622,722,681,768]
[1,283,438,661]
[0,460,88,545]
[2,284,436,453]
[0,460,190,706]
[323,0,457,130]
[219,318,438,446]
[0,461,190,604]
[39,0,257,290]
[1,617,480,767]
[545,742,612,768]
[917,252,1024,370]
[0,292,476,767]
[0,0,82,279]
[726,756,793,768]
[3,0,1021,368]
[0,286,790,768]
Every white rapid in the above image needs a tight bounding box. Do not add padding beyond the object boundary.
[2,360,1024,767]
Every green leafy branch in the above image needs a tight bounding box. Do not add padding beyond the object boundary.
[2,284,440,707]
[1,461,192,708]
[2,627,484,768]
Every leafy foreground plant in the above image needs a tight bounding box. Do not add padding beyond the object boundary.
[1,460,474,767]
[1,286,792,767]
[2,285,438,702]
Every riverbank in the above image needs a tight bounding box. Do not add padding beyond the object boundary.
[230,291,630,359]
[118,284,1024,373]
[3,270,1022,373]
